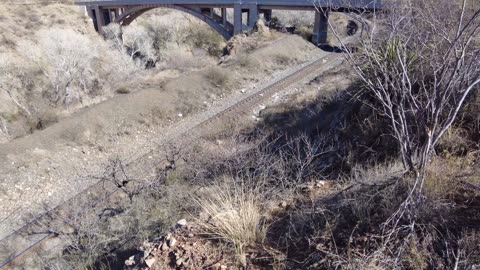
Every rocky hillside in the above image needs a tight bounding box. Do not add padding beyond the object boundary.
[1,1,479,269]
[0,2,227,143]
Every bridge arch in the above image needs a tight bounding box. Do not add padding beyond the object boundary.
[80,0,380,46]
[98,5,234,40]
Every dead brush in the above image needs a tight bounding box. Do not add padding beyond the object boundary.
[194,183,268,262]
[204,67,230,88]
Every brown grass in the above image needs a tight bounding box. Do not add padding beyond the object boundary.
[204,67,230,87]
[194,183,268,261]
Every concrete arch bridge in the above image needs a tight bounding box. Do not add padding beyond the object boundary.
[76,0,381,45]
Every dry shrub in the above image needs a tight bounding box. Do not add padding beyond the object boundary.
[437,127,470,156]
[263,155,480,269]
[204,67,230,87]
[35,109,59,130]
[293,25,313,41]
[195,183,268,260]
[273,53,292,66]
[18,28,101,106]
[272,10,313,28]
[236,54,259,69]
[461,89,480,143]
[424,153,478,200]
[115,87,130,94]
[188,24,225,57]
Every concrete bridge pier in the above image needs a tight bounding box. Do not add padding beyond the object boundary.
[233,4,259,35]
[312,10,329,46]
[92,6,106,32]
[247,4,259,28]
[233,4,242,35]
[221,7,227,26]
[262,9,272,22]
[86,6,115,33]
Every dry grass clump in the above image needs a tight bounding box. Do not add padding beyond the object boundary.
[236,54,260,69]
[424,152,479,200]
[204,67,230,87]
[188,24,226,57]
[115,87,131,94]
[195,183,268,260]
[273,52,292,66]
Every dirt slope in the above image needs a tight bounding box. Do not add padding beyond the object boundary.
[0,34,320,240]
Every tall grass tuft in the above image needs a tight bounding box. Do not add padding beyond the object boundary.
[194,183,267,260]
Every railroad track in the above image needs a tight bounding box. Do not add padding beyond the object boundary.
[0,50,344,268]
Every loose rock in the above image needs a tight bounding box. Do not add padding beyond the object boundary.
[145,257,156,268]
[169,237,177,248]
[125,255,136,266]
[177,219,187,227]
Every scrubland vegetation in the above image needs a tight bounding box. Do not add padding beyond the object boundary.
[1,0,479,269]
[0,5,227,143]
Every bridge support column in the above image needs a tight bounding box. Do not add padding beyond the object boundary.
[103,9,111,26]
[90,6,106,33]
[312,10,329,46]
[263,9,272,22]
[107,9,113,24]
[247,4,259,28]
[233,4,259,35]
[221,8,227,26]
[233,4,242,35]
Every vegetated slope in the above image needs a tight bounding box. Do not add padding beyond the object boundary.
[0,31,322,268]
[0,3,227,144]
[91,6,479,270]
[119,61,480,270]
[0,1,95,142]
[0,2,351,145]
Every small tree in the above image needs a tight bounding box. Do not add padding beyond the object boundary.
[139,16,174,61]
[314,0,480,234]
[103,23,158,68]
[18,29,100,106]
[0,54,31,117]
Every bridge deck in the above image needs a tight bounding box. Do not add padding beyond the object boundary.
[75,0,381,10]
[76,0,381,43]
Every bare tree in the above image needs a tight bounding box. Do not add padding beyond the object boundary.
[314,0,480,247]
[279,133,335,184]
[18,29,100,106]
[0,54,31,117]
[103,23,157,68]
